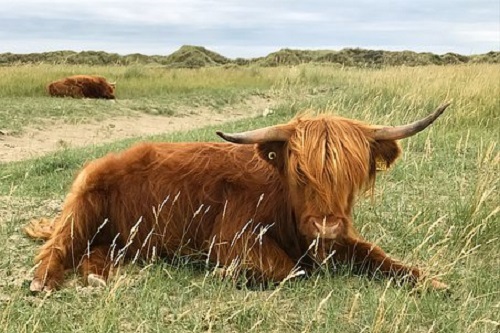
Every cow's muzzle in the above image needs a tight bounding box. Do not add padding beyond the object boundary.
[300,215,344,239]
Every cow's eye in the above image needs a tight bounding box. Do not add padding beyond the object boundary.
[268,151,277,160]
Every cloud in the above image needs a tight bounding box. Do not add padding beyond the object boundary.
[0,0,498,57]
[452,23,500,43]
[1,0,328,26]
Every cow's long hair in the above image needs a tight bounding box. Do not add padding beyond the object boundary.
[26,106,451,292]
[286,116,383,213]
[47,75,115,99]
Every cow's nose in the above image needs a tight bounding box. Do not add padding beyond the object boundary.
[307,215,342,239]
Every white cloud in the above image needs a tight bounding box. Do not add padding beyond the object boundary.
[0,0,498,56]
[452,24,500,43]
[1,0,328,26]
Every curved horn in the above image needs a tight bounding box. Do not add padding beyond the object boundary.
[216,124,293,144]
[372,101,451,140]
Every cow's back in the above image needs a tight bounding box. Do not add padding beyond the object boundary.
[47,75,115,99]
[47,79,84,98]
[74,142,276,257]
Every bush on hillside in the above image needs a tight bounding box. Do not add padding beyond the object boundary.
[0,45,498,68]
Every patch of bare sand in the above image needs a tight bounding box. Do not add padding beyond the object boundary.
[0,96,273,163]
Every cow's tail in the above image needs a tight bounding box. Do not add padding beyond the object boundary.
[23,217,55,241]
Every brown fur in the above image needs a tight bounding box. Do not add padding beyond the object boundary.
[47,75,116,99]
[27,114,447,291]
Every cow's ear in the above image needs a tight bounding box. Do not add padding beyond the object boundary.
[256,142,286,171]
[370,140,401,171]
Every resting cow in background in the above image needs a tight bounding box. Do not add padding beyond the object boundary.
[47,75,116,99]
[25,102,451,292]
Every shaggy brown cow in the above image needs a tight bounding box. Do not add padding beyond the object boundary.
[47,75,116,99]
[26,102,451,292]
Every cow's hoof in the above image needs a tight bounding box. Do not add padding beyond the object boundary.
[30,279,44,292]
[211,267,228,279]
[30,279,53,293]
[87,274,107,288]
[431,279,450,292]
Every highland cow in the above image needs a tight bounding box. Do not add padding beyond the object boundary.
[26,102,451,292]
[47,75,116,99]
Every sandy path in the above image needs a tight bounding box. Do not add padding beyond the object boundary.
[0,97,272,163]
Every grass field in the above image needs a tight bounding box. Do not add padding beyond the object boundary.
[0,64,499,333]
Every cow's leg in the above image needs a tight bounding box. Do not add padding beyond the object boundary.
[336,237,421,279]
[31,187,107,292]
[30,227,77,292]
[334,237,448,289]
[208,232,298,283]
[79,245,113,287]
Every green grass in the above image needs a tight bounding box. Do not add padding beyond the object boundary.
[0,64,283,134]
[0,64,499,333]
[0,64,280,98]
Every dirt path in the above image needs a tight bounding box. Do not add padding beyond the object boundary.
[0,97,272,163]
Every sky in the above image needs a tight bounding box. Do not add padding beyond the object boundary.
[0,0,498,58]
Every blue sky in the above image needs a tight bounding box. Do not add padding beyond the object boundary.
[0,0,498,57]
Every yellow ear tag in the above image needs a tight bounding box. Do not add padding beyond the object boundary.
[375,158,388,171]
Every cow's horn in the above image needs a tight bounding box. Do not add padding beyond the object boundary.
[372,101,451,141]
[216,124,292,144]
